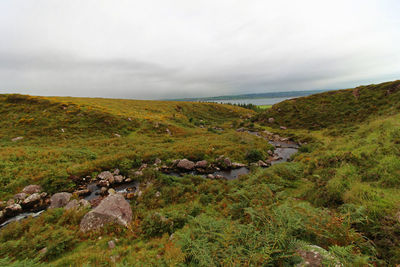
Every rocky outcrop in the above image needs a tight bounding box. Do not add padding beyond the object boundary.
[79,199,91,209]
[22,185,42,194]
[216,156,232,169]
[257,160,270,167]
[65,199,91,210]
[154,158,162,165]
[108,188,116,195]
[297,248,323,267]
[108,240,116,249]
[232,162,246,168]
[65,199,79,210]
[114,175,124,183]
[49,192,72,209]
[0,185,49,224]
[80,194,132,232]
[195,160,208,169]
[13,193,28,202]
[6,199,15,206]
[98,171,113,180]
[223,158,232,168]
[138,164,148,171]
[177,159,195,170]
[98,180,110,187]
[6,204,22,213]
[22,193,42,207]
[296,245,341,267]
[1,204,22,219]
[74,189,90,197]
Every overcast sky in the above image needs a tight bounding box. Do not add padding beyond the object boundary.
[0,0,399,99]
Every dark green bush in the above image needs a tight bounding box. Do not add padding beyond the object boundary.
[141,212,175,238]
[245,149,265,162]
[118,156,142,174]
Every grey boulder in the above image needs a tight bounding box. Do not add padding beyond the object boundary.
[98,171,114,181]
[114,175,124,183]
[80,194,132,232]
[22,185,42,194]
[22,193,42,207]
[195,160,208,168]
[177,159,195,170]
[49,192,72,209]
[14,193,28,202]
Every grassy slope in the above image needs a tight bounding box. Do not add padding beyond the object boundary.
[0,94,271,198]
[1,81,400,266]
[255,80,400,129]
[257,104,272,109]
[299,114,400,262]
[252,81,400,264]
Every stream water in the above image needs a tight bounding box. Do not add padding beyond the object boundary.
[213,167,250,180]
[84,181,139,201]
[269,141,299,165]
[1,134,299,229]
[0,210,45,228]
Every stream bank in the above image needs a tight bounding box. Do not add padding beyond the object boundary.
[0,130,299,229]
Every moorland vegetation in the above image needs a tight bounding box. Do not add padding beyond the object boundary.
[0,80,400,266]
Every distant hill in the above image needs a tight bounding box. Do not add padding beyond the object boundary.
[255,80,400,129]
[169,89,330,102]
[0,94,250,141]
[0,94,255,196]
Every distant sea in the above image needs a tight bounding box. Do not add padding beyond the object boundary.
[205,97,292,106]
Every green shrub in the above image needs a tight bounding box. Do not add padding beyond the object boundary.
[42,229,77,261]
[118,156,142,174]
[141,212,175,238]
[268,162,303,181]
[245,149,265,162]
[377,155,400,187]
[199,194,214,206]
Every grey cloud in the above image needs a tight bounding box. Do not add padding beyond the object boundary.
[0,0,399,99]
[0,52,176,76]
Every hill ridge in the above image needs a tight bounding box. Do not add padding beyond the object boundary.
[255,80,400,129]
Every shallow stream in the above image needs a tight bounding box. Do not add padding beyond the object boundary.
[1,134,299,229]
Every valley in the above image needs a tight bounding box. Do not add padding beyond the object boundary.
[0,80,400,266]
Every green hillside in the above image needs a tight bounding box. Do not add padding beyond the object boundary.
[0,94,268,198]
[255,80,400,129]
[1,81,400,266]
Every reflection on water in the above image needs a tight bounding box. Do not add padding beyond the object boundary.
[213,167,250,180]
[271,148,299,165]
[114,182,139,194]
[206,97,292,105]
[84,181,138,201]
[269,141,299,165]
[85,183,101,201]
